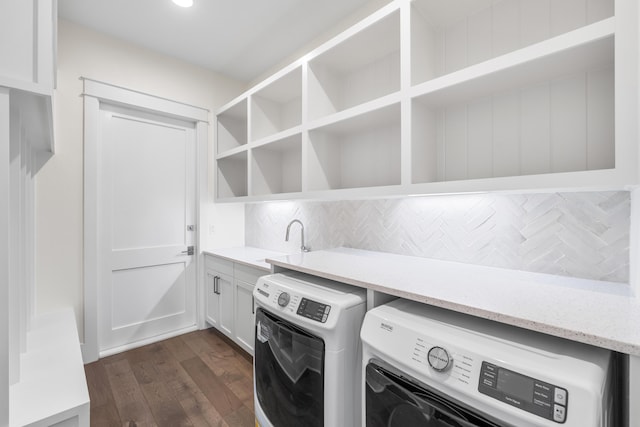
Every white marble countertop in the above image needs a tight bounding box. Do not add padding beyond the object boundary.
[204,246,287,271]
[266,247,640,356]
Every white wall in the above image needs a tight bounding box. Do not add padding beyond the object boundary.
[35,19,246,340]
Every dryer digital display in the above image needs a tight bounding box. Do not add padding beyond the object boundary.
[297,298,331,323]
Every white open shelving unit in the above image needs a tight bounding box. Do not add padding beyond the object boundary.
[215,0,638,202]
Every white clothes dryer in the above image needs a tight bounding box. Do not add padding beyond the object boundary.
[253,272,367,427]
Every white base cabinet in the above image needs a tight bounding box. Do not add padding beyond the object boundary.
[205,265,234,338]
[205,255,266,356]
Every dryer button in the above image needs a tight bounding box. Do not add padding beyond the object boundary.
[277,292,290,307]
[554,387,567,405]
[553,404,566,422]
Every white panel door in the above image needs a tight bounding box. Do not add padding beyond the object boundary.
[98,104,196,353]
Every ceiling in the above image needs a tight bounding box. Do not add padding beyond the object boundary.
[58,0,380,83]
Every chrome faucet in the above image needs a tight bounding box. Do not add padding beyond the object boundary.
[285,219,310,252]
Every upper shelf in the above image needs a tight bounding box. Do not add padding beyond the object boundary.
[214,0,635,202]
[217,99,247,154]
[250,66,302,142]
[411,18,614,107]
[307,9,401,121]
[410,0,614,86]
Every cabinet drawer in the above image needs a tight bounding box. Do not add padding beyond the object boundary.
[235,263,268,286]
[205,255,234,277]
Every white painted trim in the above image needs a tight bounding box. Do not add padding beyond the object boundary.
[82,95,100,363]
[82,80,207,363]
[0,87,11,427]
[98,325,198,358]
[35,0,55,89]
[82,78,209,123]
[196,120,208,330]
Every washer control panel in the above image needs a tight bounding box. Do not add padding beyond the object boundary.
[427,346,452,372]
[478,361,568,423]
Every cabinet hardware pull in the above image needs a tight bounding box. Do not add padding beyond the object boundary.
[214,276,220,294]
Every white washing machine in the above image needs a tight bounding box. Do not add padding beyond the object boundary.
[361,299,617,427]
[253,272,367,427]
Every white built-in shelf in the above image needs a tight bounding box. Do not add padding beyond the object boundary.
[252,133,302,196]
[410,0,614,86]
[217,151,248,198]
[217,98,248,154]
[307,9,400,120]
[410,19,614,107]
[251,67,302,141]
[309,103,401,191]
[214,0,636,202]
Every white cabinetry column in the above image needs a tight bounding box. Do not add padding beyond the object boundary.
[0,87,10,427]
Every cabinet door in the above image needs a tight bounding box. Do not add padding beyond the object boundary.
[0,0,56,89]
[205,270,220,327]
[235,279,256,355]
[217,273,235,339]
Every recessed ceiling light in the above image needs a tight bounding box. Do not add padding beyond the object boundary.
[172,0,193,7]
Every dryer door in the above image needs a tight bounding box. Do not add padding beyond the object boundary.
[366,362,511,427]
[255,308,325,427]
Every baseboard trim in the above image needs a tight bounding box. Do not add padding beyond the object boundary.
[98,325,199,359]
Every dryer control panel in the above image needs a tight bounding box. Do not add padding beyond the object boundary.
[297,298,331,323]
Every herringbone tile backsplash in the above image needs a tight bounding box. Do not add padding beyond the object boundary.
[245,191,630,283]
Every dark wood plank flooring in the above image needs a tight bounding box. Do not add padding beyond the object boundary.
[84,328,255,427]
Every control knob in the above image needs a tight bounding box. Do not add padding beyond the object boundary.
[277,292,291,307]
[427,346,452,372]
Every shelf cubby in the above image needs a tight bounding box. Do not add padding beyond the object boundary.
[410,20,614,107]
[412,63,614,183]
[307,10,401,121]
[214,0,637,201]
[217,151,248,198]
[308,103,401,191]
[216,99,248,154]
[251,134,302,196]
[411,0,614,86]
[250,67,302,141]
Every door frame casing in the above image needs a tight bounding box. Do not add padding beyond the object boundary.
[82,78,209,363]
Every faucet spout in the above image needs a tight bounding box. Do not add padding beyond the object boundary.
[285,219,310,252]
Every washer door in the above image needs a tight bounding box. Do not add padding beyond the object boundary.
[254,308,325,427]
[366,362,510,427]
